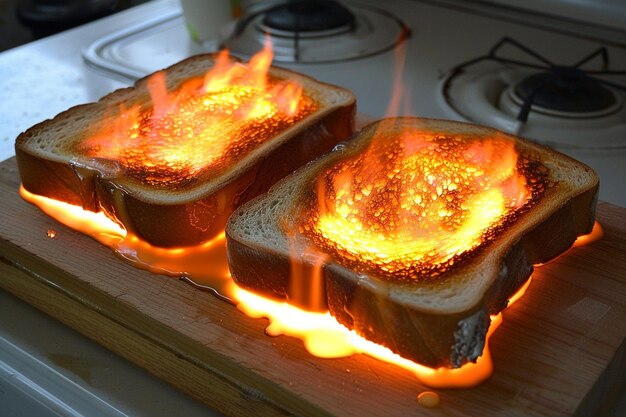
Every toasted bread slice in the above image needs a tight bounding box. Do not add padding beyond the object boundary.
[226,117,598,368]
[16,54,355,247]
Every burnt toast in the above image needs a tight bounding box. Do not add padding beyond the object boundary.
[225,117,598,368]
[16,53,355,247]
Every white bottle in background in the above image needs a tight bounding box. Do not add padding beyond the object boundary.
[179,0,238,50]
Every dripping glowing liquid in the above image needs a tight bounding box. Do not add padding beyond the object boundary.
[573,221,603,247]
[19,186,601,388]
[19,186,233,297]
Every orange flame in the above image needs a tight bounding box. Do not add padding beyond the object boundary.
[306,128,540,280]
[78,42,315,187]
[20,186,599,389]
[385,39,412,117]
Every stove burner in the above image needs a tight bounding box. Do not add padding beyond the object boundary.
[444,37,626,123]
[225,3,408,63]
[513,67,617,114]
[442,37,626,151]
[263,0,355,33]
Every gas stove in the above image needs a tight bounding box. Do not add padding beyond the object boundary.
[78,0,626,207]
[223,0,409,63]
[1,0,625,415]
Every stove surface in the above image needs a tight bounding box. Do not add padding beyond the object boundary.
[74,0,626,206]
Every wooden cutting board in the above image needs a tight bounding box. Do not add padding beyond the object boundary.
[1,156,625,417]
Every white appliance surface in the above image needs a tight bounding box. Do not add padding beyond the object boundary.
[1,0,625,415]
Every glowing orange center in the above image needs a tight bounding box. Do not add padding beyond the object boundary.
[77,47,316,187]
[305,131,547,280]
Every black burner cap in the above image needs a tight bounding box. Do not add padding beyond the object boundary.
[263,0,355,32]
[513,67,617,113]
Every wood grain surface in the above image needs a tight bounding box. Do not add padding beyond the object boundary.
[1,157,625,417]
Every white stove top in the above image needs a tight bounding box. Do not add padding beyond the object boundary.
[1,1,625,415]
[3,0,626,206]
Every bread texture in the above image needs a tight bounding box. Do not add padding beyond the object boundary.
[15,54,356,247]
[226,117,598,369]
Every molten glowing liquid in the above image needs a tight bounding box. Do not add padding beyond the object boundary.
[235,284,504,388]
[20,187,232,291]
[573,221,603,247]
[78,46,316,187]
[305,131,547,280]
[20,186,601,389]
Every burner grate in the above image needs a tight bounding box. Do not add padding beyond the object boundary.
[448,37,626,122]
[224,1,409,64]
[262,0,355,33]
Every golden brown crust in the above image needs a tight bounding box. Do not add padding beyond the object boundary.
[15,53,356,247]
[226,117,599,368]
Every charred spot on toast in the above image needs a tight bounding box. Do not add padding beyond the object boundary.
[297,131,549,283]
[72,73,317,190]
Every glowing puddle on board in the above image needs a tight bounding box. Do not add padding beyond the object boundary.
[20,186,601,388]
[19,186,232,297]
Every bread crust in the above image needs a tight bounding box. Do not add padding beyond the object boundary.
[226,117,599,368]
[15,54,356,247]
